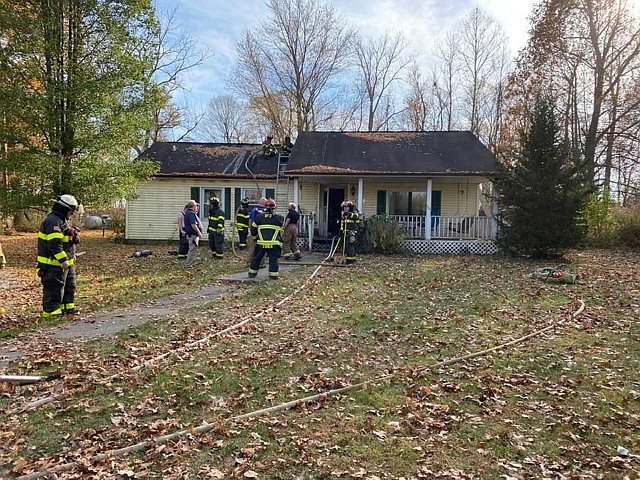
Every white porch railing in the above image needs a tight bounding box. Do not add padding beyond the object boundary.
[390,215,494,240]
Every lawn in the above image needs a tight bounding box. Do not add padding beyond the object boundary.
[0,231,245,337]
[0,234,638,479]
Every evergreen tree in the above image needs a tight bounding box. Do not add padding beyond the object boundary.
[496,96,587,258]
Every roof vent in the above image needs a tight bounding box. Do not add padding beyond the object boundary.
[172,145,177,152]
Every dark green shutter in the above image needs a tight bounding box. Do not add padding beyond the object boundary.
[224,187,231,220]
[234,188,241,215]
[376,190,387,215]
[407,192,413,215]
[265,188,275,200]
[190,187,199,203]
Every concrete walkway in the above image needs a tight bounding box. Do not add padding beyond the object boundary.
[0,256,326,368]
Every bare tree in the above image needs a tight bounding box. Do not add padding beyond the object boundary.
[433,31,460,131]
[402,63,429,131]
[457,7,511,142]
[134,7,210,154]
[353,31,412,131]
[199,95,253,143]
[513,0,640,191]
[232,0,355,137]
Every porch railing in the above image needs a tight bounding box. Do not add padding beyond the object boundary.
[298,213,314,237]
[390,215,494,240]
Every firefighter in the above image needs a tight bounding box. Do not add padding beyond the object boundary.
[207,197,225,259]
[282,202,301,260]
[262,135,278,156]
[248,198,283,280]
[281,136,294,155]
[37,194,81,318]
[341,200,362,265]
[247,197,266,266]
[235,197,251,249]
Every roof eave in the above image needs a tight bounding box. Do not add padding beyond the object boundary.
[285,170,498,176]
[155,173,276,179]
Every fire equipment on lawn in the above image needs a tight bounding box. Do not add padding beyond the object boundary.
[131,250,153,258]
[534,267,579,284]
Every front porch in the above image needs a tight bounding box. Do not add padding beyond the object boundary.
[295,213,497,255]
[389,214,494,240]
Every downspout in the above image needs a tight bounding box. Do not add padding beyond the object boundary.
[357,178,363,212]
[426,179,432,240]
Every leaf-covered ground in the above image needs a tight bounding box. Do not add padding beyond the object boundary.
[0,231,244,337]
[0,234,638,479]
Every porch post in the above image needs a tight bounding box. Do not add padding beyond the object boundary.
[425,178,432,240]
[357,178,363,212]
[293,177,299,206]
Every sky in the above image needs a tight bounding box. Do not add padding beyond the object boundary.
[151,0,637,139]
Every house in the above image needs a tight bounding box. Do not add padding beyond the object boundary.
[126,131,498,255]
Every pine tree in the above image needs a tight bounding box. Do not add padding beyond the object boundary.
[496,96,587,258]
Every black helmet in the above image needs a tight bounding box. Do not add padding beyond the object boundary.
[241,197,250,206]
[210,196,220,205]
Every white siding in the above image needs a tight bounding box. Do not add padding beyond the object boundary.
[360,179,481,217]
[126,178,276,241]
[126,176,485,240]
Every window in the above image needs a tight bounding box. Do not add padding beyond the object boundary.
[242,188,264,204]
[192,187,223,219]
[389,192,427,215]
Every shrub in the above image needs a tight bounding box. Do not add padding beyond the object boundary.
[583,198,640,249]
[611,207,640,248]
[582,193,616,247]
[359,215,407,254]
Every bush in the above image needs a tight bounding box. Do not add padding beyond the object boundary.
[612,207,640,248]
[359,215,407,254]
[582,193,616,247]
[584,197,640,249]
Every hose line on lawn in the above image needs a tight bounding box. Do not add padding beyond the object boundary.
[16,300,585,480]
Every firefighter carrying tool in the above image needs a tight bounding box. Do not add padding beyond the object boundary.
[340,200,362,265]
[248,198,284,280]
[208,197,225,259]
[37,194,81,318]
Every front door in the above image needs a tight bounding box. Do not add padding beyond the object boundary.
[327,188,345,236]
[431,190,442,229]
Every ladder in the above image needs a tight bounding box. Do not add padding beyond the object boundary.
[274,152,290,209]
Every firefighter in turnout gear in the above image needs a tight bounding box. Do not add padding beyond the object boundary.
[248,198,283,280]
[37,194,81,317]
[207,197,225,259]
[341,200,362,265]
[236,197,251,249]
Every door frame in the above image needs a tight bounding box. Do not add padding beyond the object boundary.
[321,186,346,237]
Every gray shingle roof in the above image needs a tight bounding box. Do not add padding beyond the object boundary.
[138,142,279,177]
[285,131,497,175]
[139,131,497,178]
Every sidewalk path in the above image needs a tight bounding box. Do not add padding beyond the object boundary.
[0,262,304,368]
